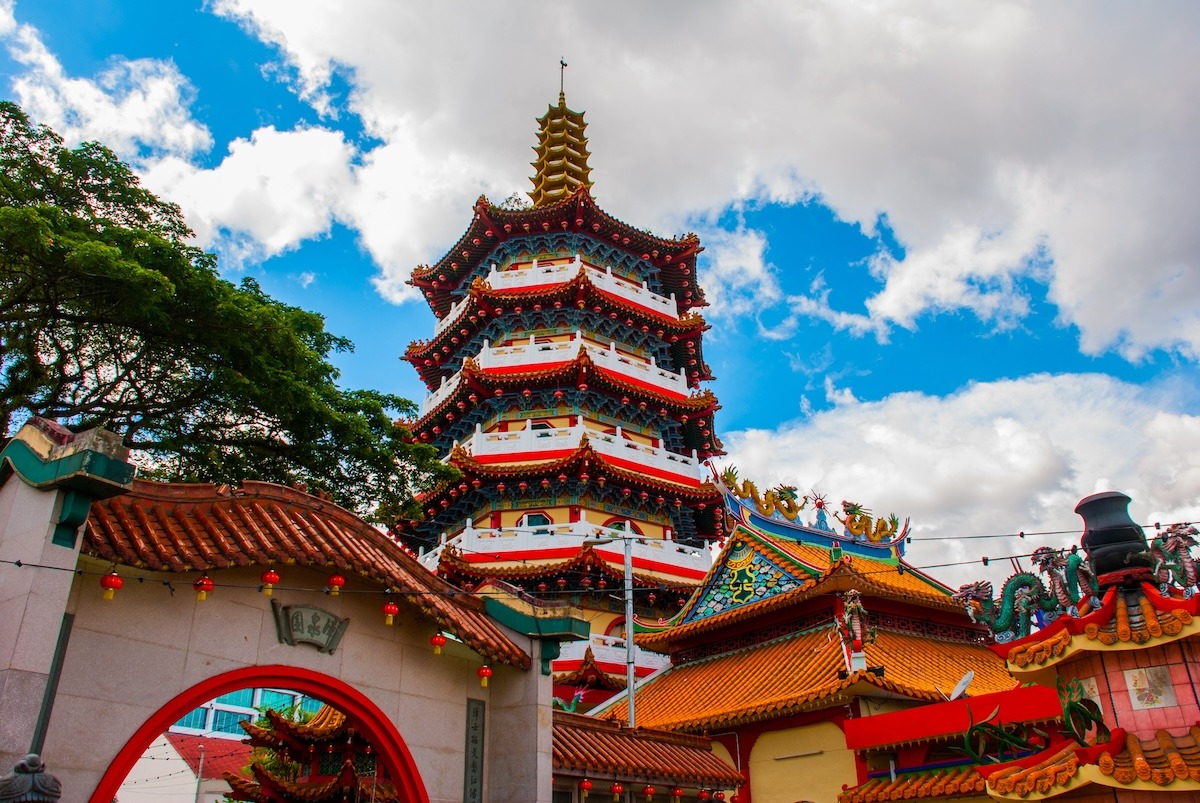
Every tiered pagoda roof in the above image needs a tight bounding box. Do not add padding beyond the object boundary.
[404,270,713,390]
[410,190,705,318]
[404,353,721,456]
[529,93,593,208]
[84,478,531,669]
[226,706,400,803]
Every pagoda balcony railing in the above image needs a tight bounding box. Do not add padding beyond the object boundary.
[554,636,672,672]
[418,518,712,576]
[459,421,701,482]
[432,295,472,338]
[475,332,688,397]
[420,372,463,418]
[484,256,679,319]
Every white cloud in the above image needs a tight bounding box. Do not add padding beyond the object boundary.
[3,14,210,160]
[719,373,1200,588]
[204,0,1200,361]
[141,126,355,266]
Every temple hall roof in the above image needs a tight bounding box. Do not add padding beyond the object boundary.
[85,478,531,669]
[603,626,1015,732]
[552,711,743,788]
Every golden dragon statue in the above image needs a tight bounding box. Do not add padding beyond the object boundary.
[721,466,808,521]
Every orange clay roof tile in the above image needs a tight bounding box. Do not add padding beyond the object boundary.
[839,767,987,803]
[552,711,743,787]
[85,479,530,669]
[609,627,1013,732]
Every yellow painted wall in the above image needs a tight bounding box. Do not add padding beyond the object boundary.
[749,721,857,803]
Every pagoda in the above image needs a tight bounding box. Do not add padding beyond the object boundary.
[594,467,1019,803]
[394,92,725,701]
[225,705,400,802]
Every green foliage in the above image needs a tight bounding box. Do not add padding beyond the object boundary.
[0,101,453,520]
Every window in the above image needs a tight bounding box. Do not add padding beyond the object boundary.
[216,688,253,707]
[258,689,295,712]
[603,519,644,535]
[211,709,249,735]
[174,707,208,730]
[518,512,553,535]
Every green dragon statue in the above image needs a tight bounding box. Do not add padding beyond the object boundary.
[952,573,1060,642]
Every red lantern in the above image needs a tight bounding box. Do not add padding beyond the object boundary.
[730,795,739,803]
[671,788,684,803]
[382,600,400,626]
[579,779,593,798]
[698,792,710,801]
[327,573,346,596]
[644,785,656,801]
[260,568,280,596]
[557,577,568,589]
[610,783,623,801]
[715,793,725,801]
[477,665,493,687]
[193,574,214,601]
[430,632,447,654]
[100,571,123,601]
[537,581,548,593]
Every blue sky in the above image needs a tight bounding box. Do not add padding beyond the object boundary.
[3,0,1198,586]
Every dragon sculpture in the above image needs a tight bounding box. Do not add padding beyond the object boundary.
[721,466,808,521]
[835,501,903,543]
[952,574,1058,642]
[1142,523,1200,597]
[1031,546,1100,616]
[552,688,586,713]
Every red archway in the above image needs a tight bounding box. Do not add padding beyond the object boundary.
[91,664,428,803]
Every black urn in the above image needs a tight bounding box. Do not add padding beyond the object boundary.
[1076,491,1151,578]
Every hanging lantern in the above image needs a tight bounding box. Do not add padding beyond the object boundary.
[382,600,400,626]
[327,573,346,595]
[644,785,655,801]
[477,665,493,687]
[537,581,548,593]
[698,792,710,801]
[730,795,739,803]
[670,788,684,803]
[100,571,123,601]
[193,574,214,601]
[610,783,623,801]
[579,779,593,799]
[648,592,657,605]
[430,632,447,654]
[598,577,607,589]
[556,577,568,589]
[260,568,280,596]
[715,793,725,801]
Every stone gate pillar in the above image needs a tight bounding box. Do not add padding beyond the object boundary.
[0,420,133,772]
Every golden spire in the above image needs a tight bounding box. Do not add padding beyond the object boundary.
[529,64,593,207]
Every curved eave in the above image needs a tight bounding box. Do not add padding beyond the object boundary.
[403,272,712,386]
[640,554,968,651]
[84,479,531,669]
[406,357,723,457]
[439,545,698,590]
[411,190,704,318]
[1001,583,1200,673]
[446,440,723,499]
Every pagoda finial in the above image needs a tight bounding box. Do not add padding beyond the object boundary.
[529,72,593,208]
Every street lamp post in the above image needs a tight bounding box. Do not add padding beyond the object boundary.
[584,525,637,727]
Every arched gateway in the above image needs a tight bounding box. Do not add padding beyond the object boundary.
[95,665,425,802]
[0,420,562,802]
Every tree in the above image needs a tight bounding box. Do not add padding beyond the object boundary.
[0,101,451,520]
